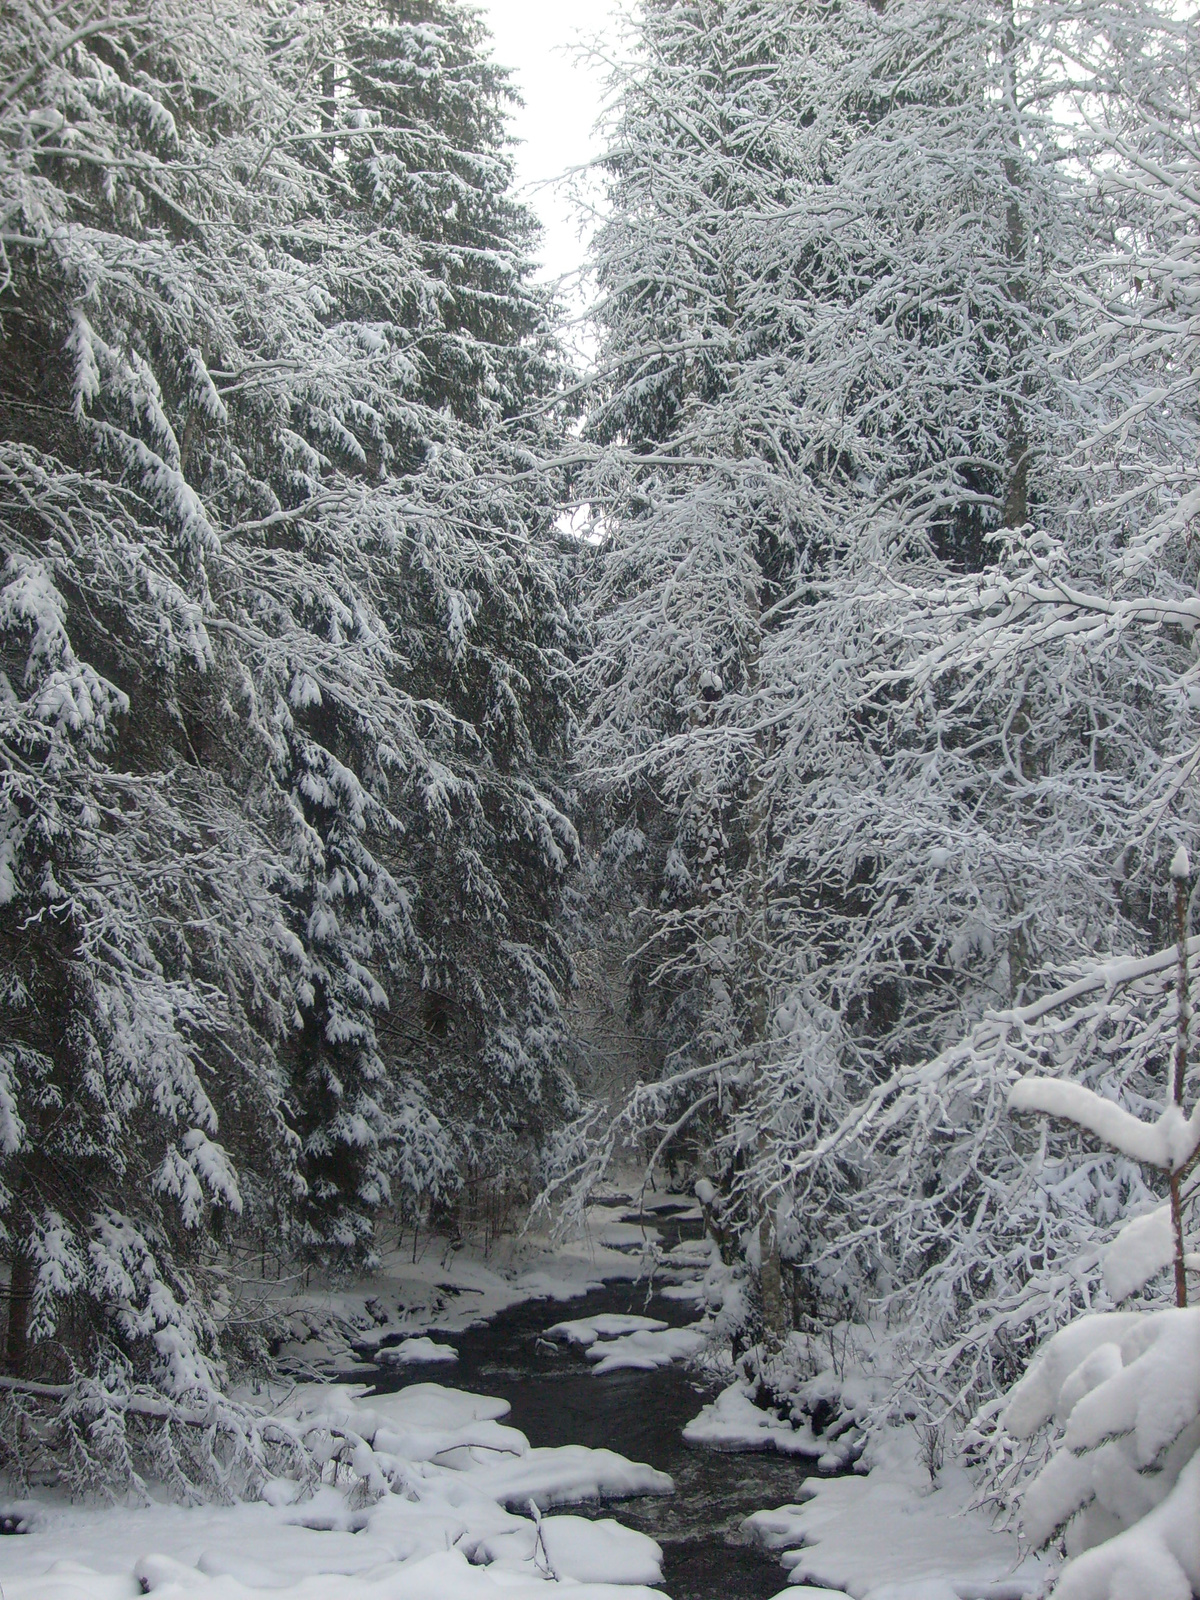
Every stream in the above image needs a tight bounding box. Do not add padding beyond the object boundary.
[362,1204,813,1600]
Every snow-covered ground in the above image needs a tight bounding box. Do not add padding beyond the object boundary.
[0,1191,699,1600]
[0,1403,1046,1600]
[0,1380,671,1600]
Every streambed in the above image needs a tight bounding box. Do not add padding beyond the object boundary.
[363,1206,814,1600]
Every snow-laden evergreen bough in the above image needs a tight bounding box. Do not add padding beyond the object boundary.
[567,0,1200,1431]
[0,0,576,1493]
[1002,1307,1200,1598]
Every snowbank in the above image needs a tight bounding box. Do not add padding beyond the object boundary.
[0,1382,672,1600]
[744,1427,1042,1598]
[2,1550,667,1600]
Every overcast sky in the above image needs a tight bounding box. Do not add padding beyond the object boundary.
[477,0,622,301]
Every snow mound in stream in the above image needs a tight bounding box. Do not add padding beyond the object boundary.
[375,1337,457,1365]
[544,1313,707,1373]
[545,1314,668,1345]
[0,1383,671,1600]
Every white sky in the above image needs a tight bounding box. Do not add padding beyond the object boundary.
[476,0,622,301]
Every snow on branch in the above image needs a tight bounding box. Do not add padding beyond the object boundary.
[1009,1081,1200,1171]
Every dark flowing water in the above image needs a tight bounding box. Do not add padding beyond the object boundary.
[361,1206,809,1600]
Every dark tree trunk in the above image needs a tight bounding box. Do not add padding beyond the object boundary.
[6,1251,32,1375]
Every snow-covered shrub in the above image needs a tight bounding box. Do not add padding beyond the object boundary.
[1004,1308,1200,1599]
[0,1369,318,1506]
[1007,851,1200,1315]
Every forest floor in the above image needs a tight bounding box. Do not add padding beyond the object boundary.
[0,1188,1046,1600]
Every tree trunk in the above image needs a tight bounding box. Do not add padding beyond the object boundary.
[6,1251,32,1375]
[1170,856,1190,1307]
[758,1212,787,1352]
[1001,0,1029,530]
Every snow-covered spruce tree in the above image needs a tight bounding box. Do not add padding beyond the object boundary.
[0,0,574,1483]
[247,0,579,1256]
[0,0,316,1485]
[572,0,1105,1343]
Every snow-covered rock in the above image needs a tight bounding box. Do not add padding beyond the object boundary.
[587,1327,706,1374]
[683,1383,827,1457]
[375,1337,457,1365]
[545,1314,667,1346]
[545,1312,707,1374]
[464,1444,673,1509]
[475,1515,663,1584]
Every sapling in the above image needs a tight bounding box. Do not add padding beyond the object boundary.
[1169,847,1192,1307]
[1009,853,1200,1307]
